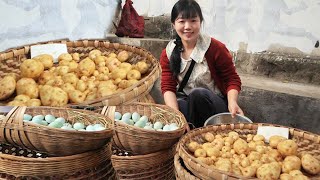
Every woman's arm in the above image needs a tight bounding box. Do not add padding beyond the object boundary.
[163,91,179,110]
[227,89,244,118]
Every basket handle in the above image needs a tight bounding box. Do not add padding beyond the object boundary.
[0,106,19,143]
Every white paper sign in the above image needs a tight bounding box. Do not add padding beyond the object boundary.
[31,44,68,63]
[257,126,289,143]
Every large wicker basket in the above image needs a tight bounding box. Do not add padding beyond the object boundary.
[0,39,160,106]
[178,123,320,180]
[174,154,200,180]
[0,142,117,179]
[111,145,175,180]
[0,106,114,156]
[98,102,187,155]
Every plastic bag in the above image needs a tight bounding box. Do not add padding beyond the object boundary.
[115,0,144,38]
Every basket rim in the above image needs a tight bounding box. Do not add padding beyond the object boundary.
[2,106,114,134]
[0,39,161,106]
[178,122,320,180]
[109,102,188,132]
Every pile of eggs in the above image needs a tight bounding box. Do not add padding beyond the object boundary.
[114,112,179,131]
[23,114,106,131]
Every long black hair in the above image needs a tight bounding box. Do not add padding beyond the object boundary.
[170,0,204,78]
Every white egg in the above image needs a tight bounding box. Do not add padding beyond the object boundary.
[93,123,104,129]
[45,114,56,123]
[23,114,32,121]
[55,117,66,124]
[134,119,146,128]
[143,126,154,130]
[129,119,134,125]
[121,118,131,125]
[131,112,141,122]
[41,120,48,126]
[73,122,85,130]
[31,118,43,125]
[121,112,131,121]
[163,124,171,131]
[95,126,106,131]
[139,115,148,123]
[61,126,76,130]
[48,121,63,128]
[170,126,179,131]
[153,121,163,130]
[86,125,95,131]
[114,112,122,120]
[33,115,44,120]
[63,123,73,128]
[146,122,153,128]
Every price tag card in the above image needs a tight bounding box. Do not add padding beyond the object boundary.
[31,44,68,63]
[257,126,289,143]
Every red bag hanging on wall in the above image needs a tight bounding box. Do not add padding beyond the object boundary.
[115,0,144,38]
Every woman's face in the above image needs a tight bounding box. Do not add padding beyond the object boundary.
[173,14,201,45]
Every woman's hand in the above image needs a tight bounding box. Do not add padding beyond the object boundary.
[227,89,244,118]
[228,100,244,118]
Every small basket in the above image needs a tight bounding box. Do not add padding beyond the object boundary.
[0,39,160,106]
[98,102,187,155]
[111,145,175,180]
[174,154,200,180]
[0,142,117,179]
[0,106,114,156]
[178,123,320,180]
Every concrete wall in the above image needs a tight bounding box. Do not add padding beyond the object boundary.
[132,0,320,54]
[0,0,119,52]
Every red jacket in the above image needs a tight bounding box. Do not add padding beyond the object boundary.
[160,38,241,96]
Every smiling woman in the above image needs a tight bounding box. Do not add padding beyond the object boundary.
[160,0,243,129]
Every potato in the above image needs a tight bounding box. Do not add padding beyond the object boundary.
[26,99,41,106]
[106,57,121,72]
[96,87,115,98]
[119,62,132,72]
[67,61,79,72]
[253,135,265,142]
[7,100,25,106]
[233,138,249,155]
[289,170,303,176]
[76,80,87,92]
[282,156,301,173]
[280,173,293,180]
[16,83,39,99]
[39,85,68,106]
[33,54,53,69]
[94,55,106,65]
[62,73,79,87]
[257,162,281,180]
[111,69,127,80]
[38,71,54,85]
[301,153,320,175]
[98,66,109,74]
[135,61,149,74]
[267,149,283,162]
[88,50,102,60]
[72,53,80,62]
[248,151,261,163]
[277,140,298,156]
[206,147,220,157]
[228,131,239,141]
[204,132,215,142]
[68,90,87,103]
[126,69,141,80]
[117,50,129,62]
[202,142,214,150]
[269,135,286,148]
[20,59,44,79]
[240,166,256,177]
[56,66,70,76]
[58,53,72,62]
[0,76,16,100]
[127,79,139,87]
[77,58,95,77]
[85,90,97,101]
[61,83,76,94]
[187,141,200,153]
[14,94,31,103]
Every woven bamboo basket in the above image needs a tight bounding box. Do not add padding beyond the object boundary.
[0,39,160,106]
[174,154,200,180]
[111,145,175,180]
[0,142,118,179]
[0,106,114,156]
[98,102,187,155]
[178,123,320,180]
